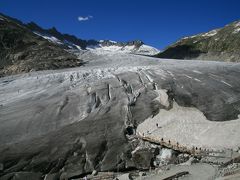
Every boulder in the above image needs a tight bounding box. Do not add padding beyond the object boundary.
[132,148,154,169]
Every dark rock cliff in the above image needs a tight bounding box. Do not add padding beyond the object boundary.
[0,13,84,77]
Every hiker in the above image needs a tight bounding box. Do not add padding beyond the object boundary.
[192,146,195,153]
[153,82,157,90]
[70,74,74,82]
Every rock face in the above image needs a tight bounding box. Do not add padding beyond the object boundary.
[0,13,84,77]
[27,22,92,50]
[156,20,240,62]
[0,51,240,178]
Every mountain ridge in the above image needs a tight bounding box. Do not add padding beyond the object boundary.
[156,20,240,62]
[27,21,160,55]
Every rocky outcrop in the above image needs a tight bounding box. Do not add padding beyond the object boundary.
[156,20,240,62]
[0,13,84,77]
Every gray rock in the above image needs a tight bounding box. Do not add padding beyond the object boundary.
[177,154,190,164]
[132,148,154,169]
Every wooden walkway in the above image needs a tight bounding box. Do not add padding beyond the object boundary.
[137,134,228,157]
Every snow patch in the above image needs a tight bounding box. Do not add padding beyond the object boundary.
[182,29,218,40]
[87,44,159,56]
[233,27,240,34]
[234,21,240,27]
[34,32,63,45]
[99,40,117,44]
[201,30,218,37]
[183,35,197,39]
[136,44,160,55]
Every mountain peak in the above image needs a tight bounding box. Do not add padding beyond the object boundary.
[98,39,144,47]
[48,26,59,34]
[26,21,160,55]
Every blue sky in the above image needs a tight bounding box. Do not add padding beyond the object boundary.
[0,0,240,49]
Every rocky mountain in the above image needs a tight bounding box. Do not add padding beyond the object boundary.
[156,20,240,62]
[27,22,92,50]
[27,22,159,56]
[0,13,84,77]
